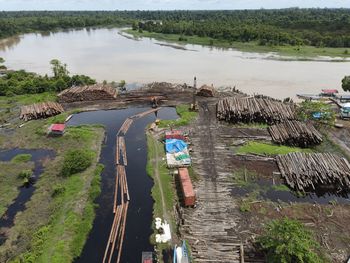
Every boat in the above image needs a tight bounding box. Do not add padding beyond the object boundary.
[173,241,190,263]
[141,252,153,263]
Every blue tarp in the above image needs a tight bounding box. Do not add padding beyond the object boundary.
[165,139,187,153]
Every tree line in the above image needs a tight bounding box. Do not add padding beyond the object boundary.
[1,10,350,48]
[0,58,95,96]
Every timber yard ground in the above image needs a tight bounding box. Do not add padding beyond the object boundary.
[1,83,350,262]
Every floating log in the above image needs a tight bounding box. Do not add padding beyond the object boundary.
[20,102,64,121]
[216,97,296,124]
[58,84,117,103]
[276,152,350,193]
[268,120,322,147]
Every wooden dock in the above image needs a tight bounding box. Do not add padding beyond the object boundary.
[103,107,161,263]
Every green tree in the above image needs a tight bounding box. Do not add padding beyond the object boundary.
[61,149,94,177]
[258,218,323,263]
[341,76,350,91]
[0,57,4,63]
[50,59,69,79]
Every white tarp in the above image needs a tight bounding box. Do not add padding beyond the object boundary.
[155,217,171,243]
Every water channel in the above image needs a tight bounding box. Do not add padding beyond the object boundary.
[67,107,178,263]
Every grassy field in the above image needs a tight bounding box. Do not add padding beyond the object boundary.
[236,141,312,156]
[0,161,34,218]
[146,133,176,260]
[0,102,105,262]
[125,29,350,59]
[158,104,197,128]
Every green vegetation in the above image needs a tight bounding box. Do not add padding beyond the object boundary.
[146,133,176,260]
[0,60,95,96]
[0,121,105,262]
[297,101,335,125]
[342,76,350,91]
[0,162,34,217]
[258,218,324,263]
[126,29,350,58]
[236,141,311,156]
[11,153,32,163]
[158,104,197,128]
[61,149,94,177]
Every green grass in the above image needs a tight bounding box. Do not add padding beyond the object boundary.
[0,162,34,218]
[158,104,197,128]
[146,133,176,261]
[237,141,312,156]
[125,29,350,59]
[11,153,32,163]
[0,120,105,262]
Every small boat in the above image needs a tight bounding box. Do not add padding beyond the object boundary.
[141,252,153,263]
[173,241,190,263]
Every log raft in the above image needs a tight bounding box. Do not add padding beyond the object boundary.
[216,97,296,124]
[276,152,350,193]
[20,102,64,121]
[58,84,117,103]
[268,120,322,147]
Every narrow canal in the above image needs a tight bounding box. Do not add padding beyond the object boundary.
[68,107,178,263]
[0,148,55,245]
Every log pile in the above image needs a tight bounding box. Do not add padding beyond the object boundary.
[20,102,64,121]
[196,84,215,97]
[276,152,350,192]
[58,84,117,103]
[216,97,296,124]
[268,120,322,147]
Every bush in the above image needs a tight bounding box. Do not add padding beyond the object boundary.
[258,218,323,263]
[52,184,66,197]
[18,170,33,179]
[60,149,94,177]
[11,153,32,163]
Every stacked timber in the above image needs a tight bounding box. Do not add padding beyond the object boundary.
[216,97,296,124]
[268,120,322,147]
[276,152,350,192]
[20,102,64,121]
[196,84,215,97]
[58,84,117,103]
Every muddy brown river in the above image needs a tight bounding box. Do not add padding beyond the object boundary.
[1,27,350,99]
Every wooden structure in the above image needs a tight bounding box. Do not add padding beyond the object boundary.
[216,97,296,124]
[276,152,350,193]
[20,102,64,121]
[178,168,196,207]
[103,107,161,263]
[268,120,322,147]
[58,84,117,103]
[196,84,215,97]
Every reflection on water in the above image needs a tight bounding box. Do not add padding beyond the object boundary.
[1,27,350,99]
[0,35,21,52]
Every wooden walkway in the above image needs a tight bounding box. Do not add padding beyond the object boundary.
[102,107,160,263]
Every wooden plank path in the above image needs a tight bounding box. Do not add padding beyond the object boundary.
[103,107,161,263]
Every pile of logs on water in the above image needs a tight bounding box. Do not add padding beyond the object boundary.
[103,108,161,263]
[276,152,350,192]
[58,84,117,103]
[216,97,296,124]
[268,120,322,147]
[20,102,64,121]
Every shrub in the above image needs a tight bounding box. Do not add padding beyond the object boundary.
[60,149,94,177]
[258,218,323,263]
[18,170,32,179]
[52,184,66,197]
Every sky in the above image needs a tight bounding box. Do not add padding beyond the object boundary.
[0,0,349,11]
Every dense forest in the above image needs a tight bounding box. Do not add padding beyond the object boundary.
[1,9,350,48]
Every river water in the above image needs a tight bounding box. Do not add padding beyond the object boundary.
[67,107,178,263]
[1,28,350,99]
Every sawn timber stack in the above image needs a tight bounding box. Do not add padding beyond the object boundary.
[20,102,64,121]
[216,97,296,124]
[58,84,117,103]
[268,120,322,147]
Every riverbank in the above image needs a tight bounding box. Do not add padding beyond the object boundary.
[124,29,350,60]
[0,96,105,262]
